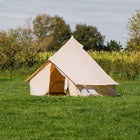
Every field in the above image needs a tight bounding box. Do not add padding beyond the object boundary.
[1,51,140,81]
[39,51,140,81]
[0,69,140,140]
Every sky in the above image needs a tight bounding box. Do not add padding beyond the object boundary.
[0,0,140,47]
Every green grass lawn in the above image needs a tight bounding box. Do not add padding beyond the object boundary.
[0,71,140,140]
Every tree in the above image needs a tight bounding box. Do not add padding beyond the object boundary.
[0,17,46,72]
[0,30,21,69]
[49,15,71,51]
[33,14,52,39]
[72,24,105,51]
[33,14,71,51]
[125,10,140,51]
[106,40,122,52]
[17,19,46,67]
[0,29,22,78]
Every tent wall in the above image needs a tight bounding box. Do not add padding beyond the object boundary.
[73,85,116,96]
[68,79,81,96]
[29,63,51,96]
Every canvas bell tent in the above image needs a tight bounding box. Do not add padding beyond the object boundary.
[26,36,118,96]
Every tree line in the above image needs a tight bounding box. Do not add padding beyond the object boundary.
[0,10,140,71]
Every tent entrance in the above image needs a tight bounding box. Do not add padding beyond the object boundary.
[48,64,66,96]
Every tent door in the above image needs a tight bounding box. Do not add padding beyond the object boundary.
[49,64,66,96]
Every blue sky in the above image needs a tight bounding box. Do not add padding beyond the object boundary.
[0,0,140,47]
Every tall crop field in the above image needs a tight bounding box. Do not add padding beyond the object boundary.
[38,51,140,81]
[0,51,139,81]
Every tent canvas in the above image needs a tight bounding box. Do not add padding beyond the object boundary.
[26,36,118,96]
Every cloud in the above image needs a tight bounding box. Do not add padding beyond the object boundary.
[0,12,27,19]
[0,0,140,46]
[53,9,127,27]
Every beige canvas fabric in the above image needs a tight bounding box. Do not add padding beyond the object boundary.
[26,36,118,96]
[49,36,118,86]
[29,63,51,96]
[68,79,81,96]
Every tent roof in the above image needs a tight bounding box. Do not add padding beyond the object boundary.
[26,36,118,85]
[49,36,118,85]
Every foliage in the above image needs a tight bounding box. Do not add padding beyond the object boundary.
[73,24,105,51]
[0,70,140,139]
[0,21,45,71]
[48,15,71,51]
[17,20,37,67]
[0,35,139,82]
[0,29,21,70]
[91,51,140,81]
[33,14,71,51]
[42,51,140,81]
[125,10,140,51]
[37,51,140,81]
[1,12,140,74]
[106,40,122,52]
[33,14,52,39]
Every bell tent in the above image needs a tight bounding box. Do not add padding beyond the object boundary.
[26,36,118,96]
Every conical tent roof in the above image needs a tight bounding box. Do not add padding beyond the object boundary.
[49,36,118,86]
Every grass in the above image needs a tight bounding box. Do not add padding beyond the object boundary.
[0,70,140,139]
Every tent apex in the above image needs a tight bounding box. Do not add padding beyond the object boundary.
[71,35,74,38]
[69,35,83,49]
[70,35,74,40]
